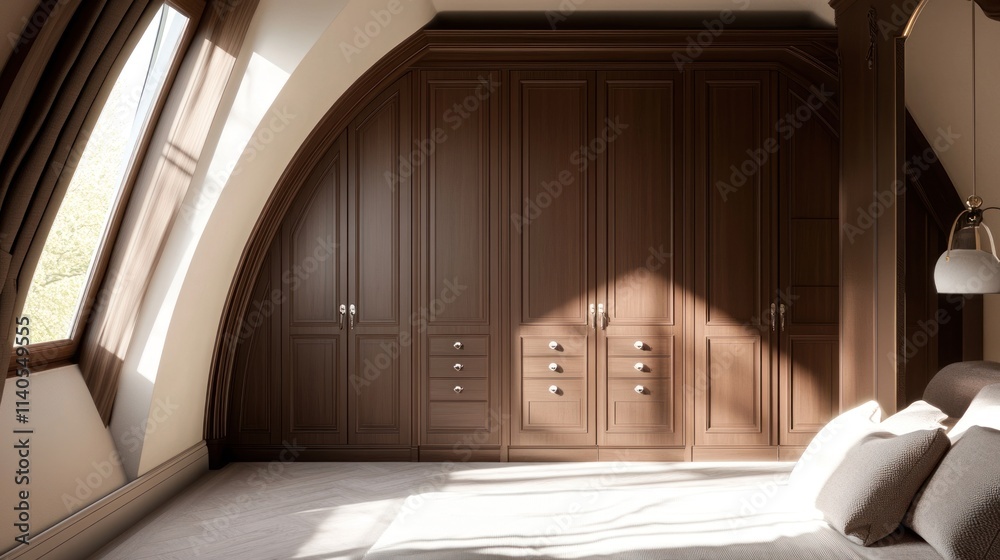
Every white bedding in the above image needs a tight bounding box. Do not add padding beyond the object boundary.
[363,463,941,559]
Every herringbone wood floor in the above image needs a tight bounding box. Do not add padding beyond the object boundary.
[90,461,791,560]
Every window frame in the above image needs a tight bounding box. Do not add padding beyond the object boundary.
[8,0,206,376]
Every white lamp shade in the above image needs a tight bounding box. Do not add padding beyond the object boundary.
[934,249,1000,294]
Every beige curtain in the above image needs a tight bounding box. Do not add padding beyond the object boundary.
[0,0,152,380]
[79,0,259,423]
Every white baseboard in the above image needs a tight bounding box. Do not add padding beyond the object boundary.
[0,441,208,560]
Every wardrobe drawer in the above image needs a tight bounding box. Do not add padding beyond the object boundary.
[429,379,489,401]
[522,356,586,378]
[521,336,587,356]
[427,402,489,431]
[429,335,489,356]
[607,336,673,357]
[521,379,587,430]
[428,356,489,378]
[607,378,672,428]
[607,357,673,378]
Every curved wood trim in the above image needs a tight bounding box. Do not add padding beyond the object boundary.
[204,28,841,455]
[975,0,1000,21]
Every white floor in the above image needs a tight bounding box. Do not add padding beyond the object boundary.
[91,461,799,560]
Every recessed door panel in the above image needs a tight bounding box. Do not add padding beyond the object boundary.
[510,71,597,448]
[348,75,412,446]
[598,72,685,447]
[694,71,774,448]
[779,81,840,446]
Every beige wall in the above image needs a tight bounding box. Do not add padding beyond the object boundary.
[906,1,1000,360]
[0,367,126,553]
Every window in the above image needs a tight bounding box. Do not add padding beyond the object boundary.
[13,2,196,364]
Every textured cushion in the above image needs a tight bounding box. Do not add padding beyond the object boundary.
[924,361,1000,417]
[880,400,948,435]
[948,383,1000,442]
[909,426,1000,560]
[816,429,950,546]
[787,401,882,508]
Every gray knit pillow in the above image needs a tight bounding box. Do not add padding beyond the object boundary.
[816,429,950,546]
[910,426,1000,560]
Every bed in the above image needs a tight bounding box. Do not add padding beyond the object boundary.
[363,362,1000,559]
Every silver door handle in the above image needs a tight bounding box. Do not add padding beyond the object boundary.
[339,304,346,330]
[769,303,776,332]
[779,303,786,332]
[598,303,606,330]
[590,304,596,330]
[349,304,357,329]
[634,385,645,394]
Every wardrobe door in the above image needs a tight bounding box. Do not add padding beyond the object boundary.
[597,71,685,448]
[347,75,412,446]
[280,136,349,446]
[777,78,840,450]
[694,70,777,450]
[510,70,597,450]
[418,70,501,454]
[229,237,282,448]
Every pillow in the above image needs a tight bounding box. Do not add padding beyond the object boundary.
[948,383,1000,442]
[923,361,1000,417]
[787,401,882,508]
[909,426,1000,560]
[816,429,950,546]
[879,400,948,435]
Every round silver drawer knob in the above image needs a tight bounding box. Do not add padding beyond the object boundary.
[634,385,645,394]
[453,341,463,350]
[548,362,559,371]
[453,363,464,371]
[454,386,464,394]
[634,362,644,371]
[634,340,644,350]
[548,385,559,394]
[548,341,559,350]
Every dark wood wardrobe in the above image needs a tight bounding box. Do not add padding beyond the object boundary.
[222,30,841,463]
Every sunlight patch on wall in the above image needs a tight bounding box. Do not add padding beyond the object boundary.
[136,52,290,381]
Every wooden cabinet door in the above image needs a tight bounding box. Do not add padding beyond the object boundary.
[347,75,412,446]
[418,70,501,448]
[777,78,840,447]
[694,70,776,447]
[230,237,283,447]
[597,71,685,447]
[510,70,597,447]
[280,135,349,446]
